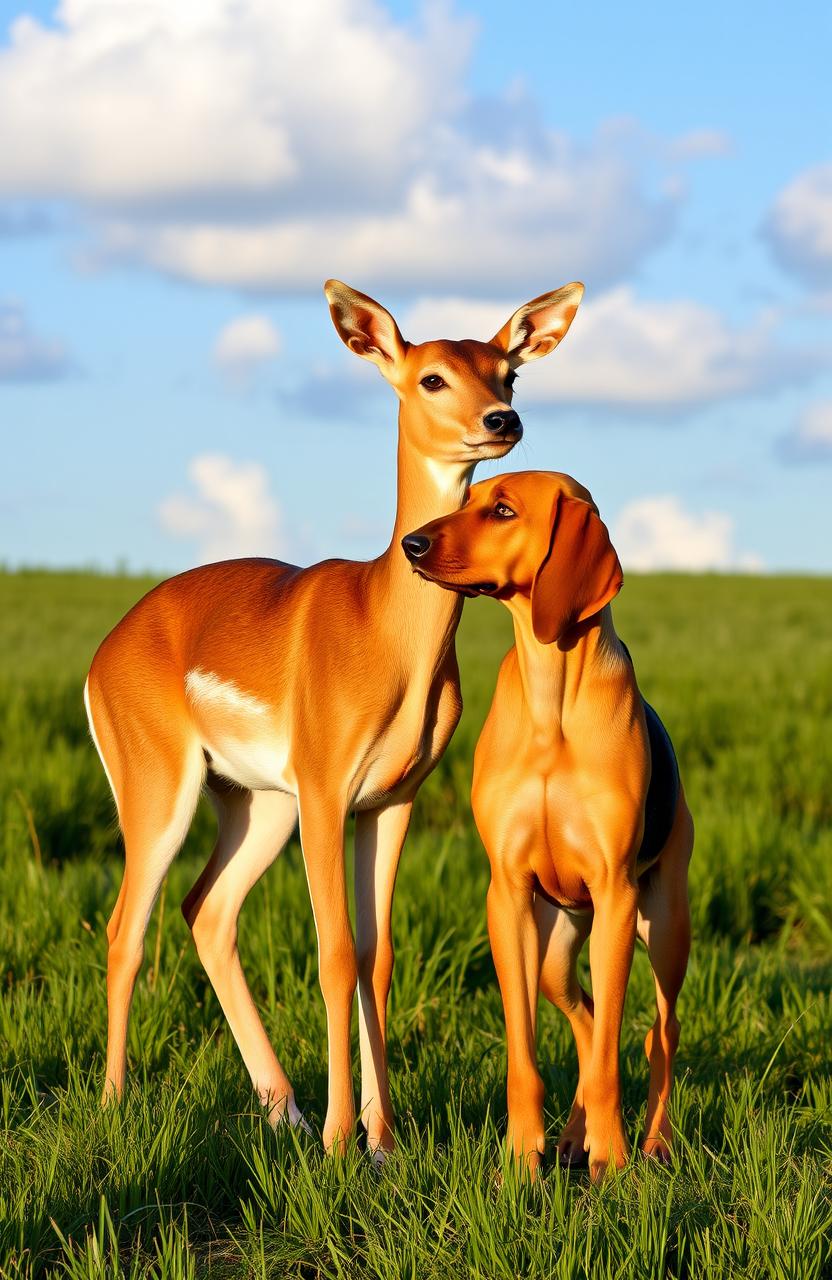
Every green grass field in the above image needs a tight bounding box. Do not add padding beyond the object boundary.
[1,568,831,1279]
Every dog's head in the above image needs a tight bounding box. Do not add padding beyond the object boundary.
[402,471,623,645]
[324,280,584,469]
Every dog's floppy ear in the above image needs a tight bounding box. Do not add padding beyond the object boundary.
[492,283,584,367]
[531,493,623,645]
[324,279,407,374]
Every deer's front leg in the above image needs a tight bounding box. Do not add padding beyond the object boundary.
[298,790,356,1153]
[354,800,412,1158]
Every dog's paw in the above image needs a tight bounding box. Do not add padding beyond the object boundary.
[641,1135,673,1165]
[557,1134,588,1168]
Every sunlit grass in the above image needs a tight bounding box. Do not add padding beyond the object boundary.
[1,569,831,1277]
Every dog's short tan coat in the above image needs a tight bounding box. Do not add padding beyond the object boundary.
[405,471,694,1180]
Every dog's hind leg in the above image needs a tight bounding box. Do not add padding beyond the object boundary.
[637,791,694,1161]
[535,900,594,1165]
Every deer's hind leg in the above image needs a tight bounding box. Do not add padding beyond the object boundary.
[88,688,205,1103]
[181,781,304,1126]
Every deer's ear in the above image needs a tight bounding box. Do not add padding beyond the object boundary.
[324,279,407,374]
[492,283,584,366]
[531,493,623,645]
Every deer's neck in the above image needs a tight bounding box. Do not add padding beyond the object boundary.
[370,424,472,660]
[393,436,472,546]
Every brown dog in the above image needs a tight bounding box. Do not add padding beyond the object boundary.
[403,471,694,1180]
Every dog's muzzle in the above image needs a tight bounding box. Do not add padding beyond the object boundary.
[401,534,432,561]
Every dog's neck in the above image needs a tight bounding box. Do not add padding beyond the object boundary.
[504,597,625,735]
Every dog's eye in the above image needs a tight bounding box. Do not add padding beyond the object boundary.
[493,502,516,519]
[420,374,445,391]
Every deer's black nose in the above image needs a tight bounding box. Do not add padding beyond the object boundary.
[401,533,432,561]
[483,408,521,435]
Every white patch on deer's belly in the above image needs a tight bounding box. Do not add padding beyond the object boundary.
[202,735,295,792]
[185,668,271,718]
[185,667,295,792]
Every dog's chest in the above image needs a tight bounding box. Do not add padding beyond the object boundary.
[476,739,643,908]
[517,769,601,906]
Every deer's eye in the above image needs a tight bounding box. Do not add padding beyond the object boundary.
[505,371,517,390]
[420,374,445,391]
[493,502,516,520]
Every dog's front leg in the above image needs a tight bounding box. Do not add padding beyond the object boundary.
[354,800,413,1159]
[487,870,545,1174]
[584,868,638,1181]
[298,790,356,1154]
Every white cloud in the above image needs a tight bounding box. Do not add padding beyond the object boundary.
[0,3,693,294]
[777,400,832,464]
[763,164,832,289]
[612,495,763,571]
[0,298,69,381]
[0,0,468,205]
[213,314,281,380]
[404,287,825,411]
[158,454,284,563]
[92,134,676,294]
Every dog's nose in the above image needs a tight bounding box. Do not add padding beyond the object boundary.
[401,533,432,561]
[483,408,521,435]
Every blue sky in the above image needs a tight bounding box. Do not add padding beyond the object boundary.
[2,0,830,573]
